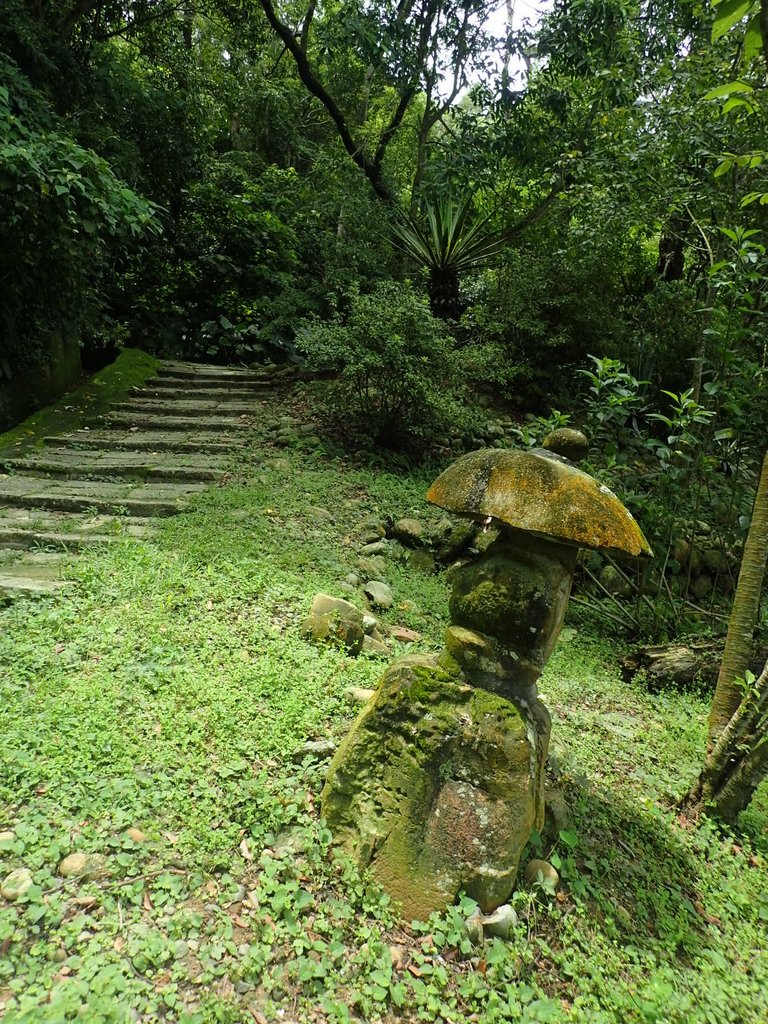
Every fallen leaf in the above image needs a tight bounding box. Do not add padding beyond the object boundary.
[126,828,146,843]
[407,964,422,978]
[75,896,98,909]
[55,644,65,654]
[143,891,153,911]
[239,837,253,861]
[233,916,248,928]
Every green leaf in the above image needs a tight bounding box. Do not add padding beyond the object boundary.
[723,96,755,113]
[559,828,578,848]
[712,0,756,42]
[703,80,754,100]
[743,13,764,57]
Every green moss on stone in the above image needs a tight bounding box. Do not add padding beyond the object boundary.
[0,349,159,457]
[321,655,548,920]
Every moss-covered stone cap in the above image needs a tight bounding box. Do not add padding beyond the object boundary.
[426,448,652,558]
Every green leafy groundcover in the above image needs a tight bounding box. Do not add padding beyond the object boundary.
[0,437,766,1023]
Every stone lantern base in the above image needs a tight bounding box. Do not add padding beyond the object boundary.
[320,653,549,922]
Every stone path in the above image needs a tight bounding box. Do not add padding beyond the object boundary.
[0,360,271,602]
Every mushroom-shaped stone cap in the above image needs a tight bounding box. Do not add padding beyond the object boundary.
[426,448,652,558]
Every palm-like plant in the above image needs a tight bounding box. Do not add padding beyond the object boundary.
[391,196,504,320]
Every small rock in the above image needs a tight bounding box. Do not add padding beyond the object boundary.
[690,574,713,600]
[436,521,476,562]
[364,580,393,609]
[301,593,365,655]
[359,520,387,544]
[482,904,518,940]
[174,941,190,960]
[362,635,390,657]
[392,518,424,548]
[346,686,376,703]
[344,572,362,587]
[702,548,730,575]
[542,428,589,462]
[272,828,307,857]
[388,625,422,643]
[598,564,633,598]
[464,909,485,945]
[1,868,34,900]
[362,614,378,635]
[524,859,559,890]
[126,828,146,843]
[359,541,388,557]
[357,555,387,577]
[58,853,108,880]
[294,739,337,760]
[472,527,500,555]
[543,786,569,837]
[409,549,436,574]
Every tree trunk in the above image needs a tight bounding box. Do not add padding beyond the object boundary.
[679,451,768,823]
[681,657,768,821]
[707,451,768,746]
[428,267,461,321]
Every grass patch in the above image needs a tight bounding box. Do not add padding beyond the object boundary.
[0,436,766,1023]
[0,349,159,457]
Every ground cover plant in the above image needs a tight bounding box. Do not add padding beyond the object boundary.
[1,394,767,1024]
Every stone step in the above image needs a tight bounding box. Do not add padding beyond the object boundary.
[0,552,72,602]
[156,364,269,383]
[131,383,270,399]
[4,449,229,483]
[0,572,68,602]
[0,475,205,517]
[106,413,253,433]
[112,399,257,417]
[0,528,121,551]
[0,508,157,538]
[47,431,241,455]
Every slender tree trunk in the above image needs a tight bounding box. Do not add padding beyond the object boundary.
[707,451,768,746]
[682,656,768,820]
[680,451,768,822]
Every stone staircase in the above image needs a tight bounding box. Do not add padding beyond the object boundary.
[0,360,270,602]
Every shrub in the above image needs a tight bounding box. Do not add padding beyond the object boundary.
[299,282,472,450]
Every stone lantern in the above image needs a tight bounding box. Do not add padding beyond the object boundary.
[321,440,651,921]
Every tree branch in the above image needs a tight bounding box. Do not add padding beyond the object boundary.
[59,0,102,40]
[256,0,393,202]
